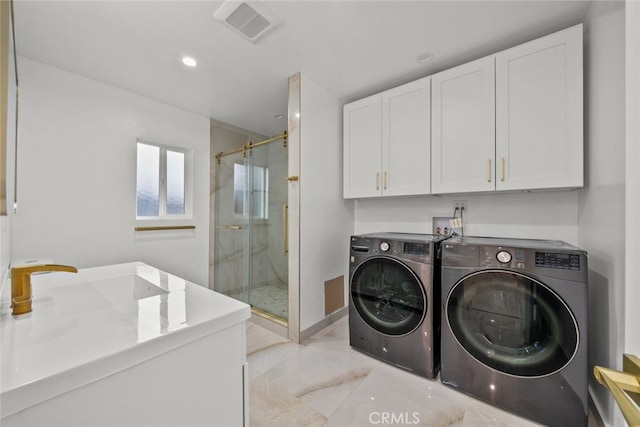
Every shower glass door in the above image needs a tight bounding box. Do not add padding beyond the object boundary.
[214,150,250,306]
[214,138,288,322]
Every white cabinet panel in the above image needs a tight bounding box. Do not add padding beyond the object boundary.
[343,94,382,198]
[344,77,430,198]
[1,325,247,427]
[382,78,431,197]
[432,56,495,194]
[496,24,583,190]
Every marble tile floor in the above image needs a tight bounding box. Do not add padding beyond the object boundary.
[247,316,598,427]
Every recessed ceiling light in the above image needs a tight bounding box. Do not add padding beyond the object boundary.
[416,53,434,63]
[182,56,198,67]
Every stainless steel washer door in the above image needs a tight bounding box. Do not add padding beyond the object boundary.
[445,270,579,377]
[351,257,426,336]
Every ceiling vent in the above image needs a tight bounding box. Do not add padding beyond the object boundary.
[213,1,282,43]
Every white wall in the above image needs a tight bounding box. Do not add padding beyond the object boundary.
[625,0,640,357]
[299,74,354,331]
[579,2,626,425]
[12,58,210,286]
[355,191,579,243]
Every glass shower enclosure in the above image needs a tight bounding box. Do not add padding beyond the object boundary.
[213,135,288,322]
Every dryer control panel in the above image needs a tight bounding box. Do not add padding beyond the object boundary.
[442,236,587,282]
[535,252,581,270]
[480,247,521,268]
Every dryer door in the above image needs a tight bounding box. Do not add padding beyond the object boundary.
[445,270,578,377]
[351,257,426,336]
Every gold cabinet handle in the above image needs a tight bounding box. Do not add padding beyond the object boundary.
[500,157,505,182]
[384,171,387,190]
[287,176,299,182]
[487,159,492,182]
[376,172,380,191]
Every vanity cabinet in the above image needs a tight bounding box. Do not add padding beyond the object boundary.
[432,24,583,194]
[0,263,251,427]
[343,77,430,198]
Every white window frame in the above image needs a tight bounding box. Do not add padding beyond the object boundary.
[233,162,269,221]
[136,139,193,221]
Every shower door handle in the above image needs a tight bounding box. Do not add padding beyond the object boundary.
[216,225,245,230]
[283,204,289,255]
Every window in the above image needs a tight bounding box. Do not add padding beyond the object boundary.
[136,141,190,219]
[233,163,268,219]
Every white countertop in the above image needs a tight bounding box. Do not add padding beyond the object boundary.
[0,262,250,417]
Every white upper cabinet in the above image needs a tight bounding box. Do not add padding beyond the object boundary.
[344,77,430,198]
[343,94,382,198]
[345,25,583,198]
[432,24,583,194]
[382,77,431,197]
[495,24,583,191]
[431,56,496,194]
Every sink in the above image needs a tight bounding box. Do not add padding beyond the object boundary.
[49,274,168,314]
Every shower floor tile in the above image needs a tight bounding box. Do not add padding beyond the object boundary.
[228,281,288,320]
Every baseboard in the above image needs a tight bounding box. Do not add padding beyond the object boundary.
[300,306,348,342]
[588,388,607,427]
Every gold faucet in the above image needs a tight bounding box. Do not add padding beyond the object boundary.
[11,264,78,316]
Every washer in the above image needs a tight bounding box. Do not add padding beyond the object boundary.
[440,236,588,427]
[349,232,448,379]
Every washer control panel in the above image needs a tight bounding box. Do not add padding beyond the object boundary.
[496,250,512,264]
[350,235,436,263]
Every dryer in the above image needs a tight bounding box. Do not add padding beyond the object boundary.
[440,236,588,427]
[349,232,448,379]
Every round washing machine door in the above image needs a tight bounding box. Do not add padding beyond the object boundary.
[351,257,426,336]
[445,270,578,377]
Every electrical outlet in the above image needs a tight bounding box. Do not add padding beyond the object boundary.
[453,200,468,213]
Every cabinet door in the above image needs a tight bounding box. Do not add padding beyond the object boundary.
[431,56,496,194]
[496,24,583,190]
[343,94,382,198]
[382,77,431,197]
